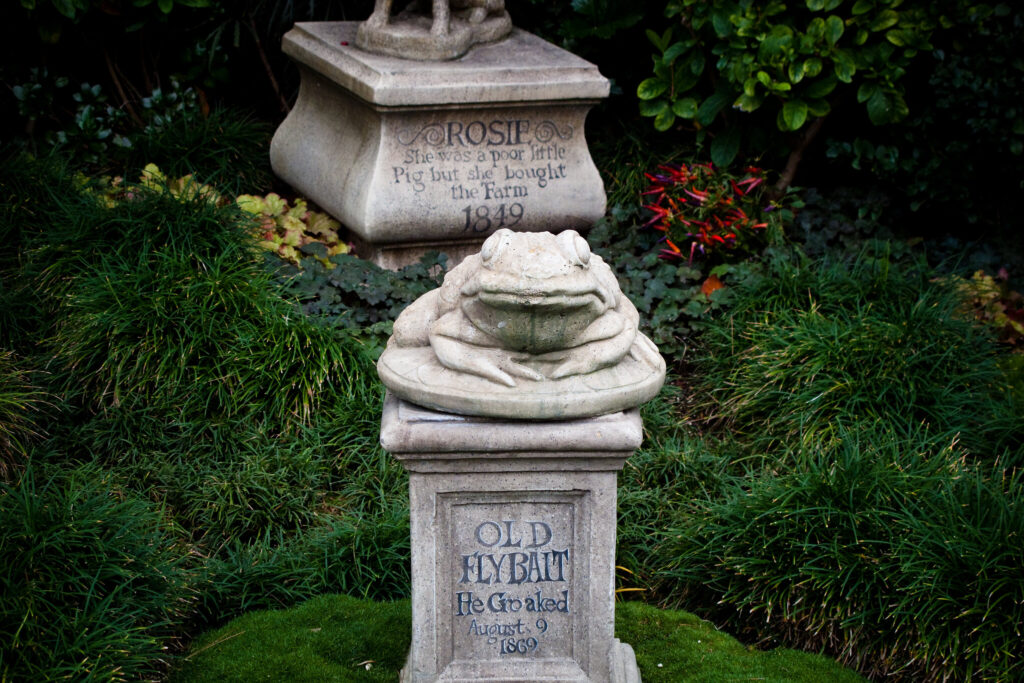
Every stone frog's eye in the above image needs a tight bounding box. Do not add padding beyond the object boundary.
[556,230,591,267]
[481,228,513,263]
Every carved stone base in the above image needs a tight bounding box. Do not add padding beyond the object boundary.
[382,394,644,682]
[271,22,609,270]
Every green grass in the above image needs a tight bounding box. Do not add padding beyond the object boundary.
[171,595,865,683]
[696,244,1022,457]
[0,461,191,682]
[640,245,1024,680]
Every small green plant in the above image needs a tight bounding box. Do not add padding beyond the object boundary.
[273,250,448,356]
[236,192,350,265]
[951,269,1024,347]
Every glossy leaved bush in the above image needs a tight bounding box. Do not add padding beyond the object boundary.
[636,0,981,171]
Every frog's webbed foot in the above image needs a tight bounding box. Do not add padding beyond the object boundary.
[542,307,638,379]
[431,336,544,387]
[630,333,663,368]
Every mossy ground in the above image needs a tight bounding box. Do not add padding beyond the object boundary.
[172,594,865,682]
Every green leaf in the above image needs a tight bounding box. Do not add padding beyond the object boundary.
[52,0,77,18]
[824,15,844,44]
[732,93,762,112]
[857,81,879,103]
[851,0,873,15]
[158,0,173,13]
[805,0,825,10]
[654,109,676,132]
[823,0,842,9]
[646,28,671,51]
[866,89,892,124]
[663,41,689,64]
[870,9,899,32]
[639,98,669,117]
[807,17,825,40]
[804,75,838,98]
[756,71,772,87]
[806,98,831,116]
[710,127,741,167]
[697,89,734,126]
[674,70,701,94]
[761,25,794,56]
[886,29,906,46]
[711,11,732,38]
[781,99,809,130]
[804,57,823,77]
[833,51,856,83]
[672,97,699,118]
[637,78,668,100]
[788,60,806,83]
[689,51,706,75]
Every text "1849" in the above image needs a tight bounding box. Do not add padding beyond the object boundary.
[462,203,524,233]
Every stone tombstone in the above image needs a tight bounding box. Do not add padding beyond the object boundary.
[379,230,665,681]
[270,14,609,269]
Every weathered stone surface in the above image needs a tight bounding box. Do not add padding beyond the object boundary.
[381,394,643,682]
[377,229,666,419]
[269,22,609,268]
[356,0,512,61]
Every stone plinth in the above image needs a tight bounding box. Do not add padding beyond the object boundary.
[381,393,642,682]
[270,22,609,269]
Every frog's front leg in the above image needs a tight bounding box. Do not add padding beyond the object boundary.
[429,310,545,387]
[547,298,640,379]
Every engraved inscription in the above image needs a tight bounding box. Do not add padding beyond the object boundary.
[450,503,574,660]
[392,118,575,234]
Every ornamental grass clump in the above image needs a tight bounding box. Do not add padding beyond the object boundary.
[0,462,191,682]
[696,245,1022,457]
[642,162,783,261]
[657,425,1024,681]
[0,351,48,477]
[651,245,1024,681]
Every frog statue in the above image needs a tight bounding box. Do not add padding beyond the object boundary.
[377,229,665,419]
[356,0,513,61]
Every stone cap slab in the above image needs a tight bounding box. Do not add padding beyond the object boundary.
[380,393,642,456]
[282,22,610,107]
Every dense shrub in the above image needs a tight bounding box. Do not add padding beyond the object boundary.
[696,244,1022,456]
[645,246,1024,680]
[0,461,191,681]
[825,3,1024,237]
[0,153,409,671]
[657,426,1024,681]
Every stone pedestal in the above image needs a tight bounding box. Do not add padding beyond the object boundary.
[381,393,642,682]
[270,22,609,269]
